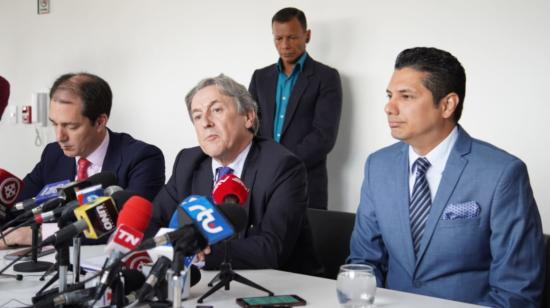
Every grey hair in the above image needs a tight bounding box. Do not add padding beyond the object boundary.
[185,74,259,135]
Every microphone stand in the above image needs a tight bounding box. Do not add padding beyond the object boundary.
[170,249,185,308]
[197,239,273,303]
[13,223,53,272]
[72,237,81,283]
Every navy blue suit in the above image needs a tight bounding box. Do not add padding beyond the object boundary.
[348,127,544,306]
[20,129,165,202]
[249,56,342,210]
[147,137,320,274]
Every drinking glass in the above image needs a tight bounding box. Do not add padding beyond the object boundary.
[336,264,376,308]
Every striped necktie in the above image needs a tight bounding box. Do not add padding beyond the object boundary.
[409,157,431,256]
[215,166,234,183]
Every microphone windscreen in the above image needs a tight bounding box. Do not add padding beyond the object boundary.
[104,185,123,196]
[121,269,146,294]
[117,196,152,232]
[88,171,118,187]
[189,264,201,287]
[0,168,24,207]
[217,203,247,232]
[212,174,249,205]
[110,191,135,209]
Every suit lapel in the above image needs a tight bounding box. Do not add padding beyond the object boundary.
[262,68,277,138]
[415,127,471,265]
[240,141,258,220]
[191,157,214,198]
[394,144,417,273]
[102,130,122,177]
[281,57,314,137]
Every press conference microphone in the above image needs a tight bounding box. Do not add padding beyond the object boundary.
[95,195,153,301]
[33,286,97,307]
[38,219,89,248]
[11,179,69,213]
[139,196,247,251]
[31,200,79,225]
[212,174,249,205]
[57,171,117,202]
[58,188,128,226]
[137,256,171,302]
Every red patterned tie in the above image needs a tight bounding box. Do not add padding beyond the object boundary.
[77,158,91,181]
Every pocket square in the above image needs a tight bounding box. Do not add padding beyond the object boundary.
[441,201,480,220]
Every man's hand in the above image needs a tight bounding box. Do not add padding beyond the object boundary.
[0,227,32,249]
[196,246,211,262]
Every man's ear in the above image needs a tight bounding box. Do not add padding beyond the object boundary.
[95,113,109,130]
[441,93,459,119]
[305,29,311,43]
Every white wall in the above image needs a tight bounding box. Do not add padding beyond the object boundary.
[1,0,548,231]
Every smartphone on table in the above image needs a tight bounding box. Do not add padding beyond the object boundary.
[236,294,306,307]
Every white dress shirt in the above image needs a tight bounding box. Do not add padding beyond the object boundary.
[408,126,458,200]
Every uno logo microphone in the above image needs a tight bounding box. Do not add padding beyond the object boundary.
[181,195,234,245]
[73,196,118,239]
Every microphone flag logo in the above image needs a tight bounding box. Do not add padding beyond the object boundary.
[180,195,234,245]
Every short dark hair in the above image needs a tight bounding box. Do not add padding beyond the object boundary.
[395,47,466,122]
[49,72,112,123]
[272,7,307,30]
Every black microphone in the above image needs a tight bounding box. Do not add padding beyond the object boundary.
[137,256,172,302]
[30,200,80,225]
[57,171,117,201]
[11,179,68,213]
[39,219,89,248]
[33,286,97,307]
[137,224,195,250]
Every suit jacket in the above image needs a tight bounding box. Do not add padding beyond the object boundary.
[20,129,166,202]
[249,55,342,209]
[147,137,320,274]
[348,126,544,307]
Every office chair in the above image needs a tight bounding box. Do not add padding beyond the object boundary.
[307,208,356,279]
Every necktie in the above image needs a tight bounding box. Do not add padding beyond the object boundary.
[77,158,91,181]
[215,166,234,183]
[409,157,431,256]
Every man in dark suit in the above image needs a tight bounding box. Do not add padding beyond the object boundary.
[249,7,342,210]
[348,47,544,306]
[1,72,165,248]
[147,74,318,274]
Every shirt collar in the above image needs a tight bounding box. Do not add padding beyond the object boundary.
[211,141,252,180]
[76,130,110,170]
[409,126,459,174]
[276,52,308,74]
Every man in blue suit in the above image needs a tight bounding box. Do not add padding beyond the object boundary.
[249,7,342,210]
[1,72,165,248]
[348,47,544,307]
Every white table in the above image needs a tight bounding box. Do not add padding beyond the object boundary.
[0,246,485,307]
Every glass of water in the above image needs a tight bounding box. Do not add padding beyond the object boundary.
[336,264,377,308]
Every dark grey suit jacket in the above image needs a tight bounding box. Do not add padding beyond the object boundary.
[249,55,342,210]
[147,137,320,274]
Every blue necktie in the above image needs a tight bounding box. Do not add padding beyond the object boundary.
[215,166,234,183]
[409,157,432,256]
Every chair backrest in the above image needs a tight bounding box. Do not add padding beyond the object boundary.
[307,208,356,279]
[543,234,550,308]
